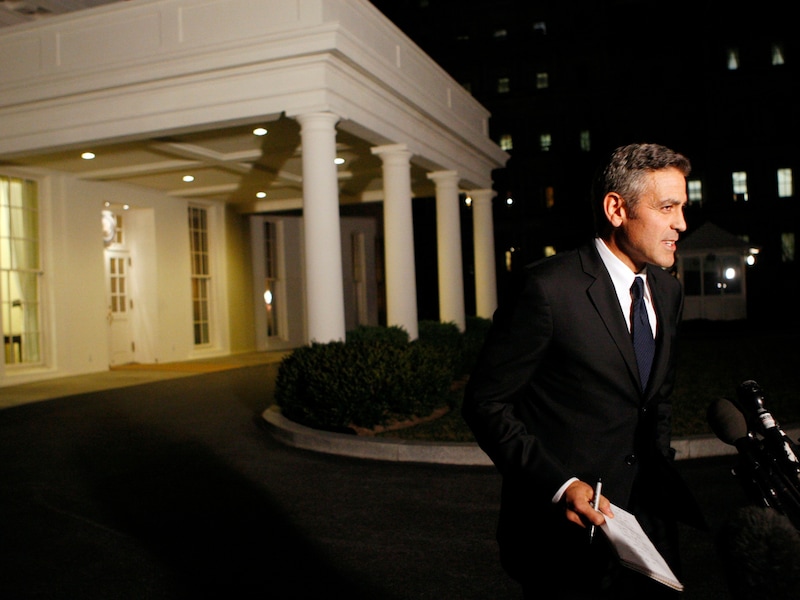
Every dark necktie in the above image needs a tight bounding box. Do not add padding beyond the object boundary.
[631,277,655,390]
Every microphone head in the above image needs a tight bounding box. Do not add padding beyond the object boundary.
[707,397,749,446]
[737,379,766,413]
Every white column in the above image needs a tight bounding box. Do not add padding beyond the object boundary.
[470,189,497,319]
[296,112,346,343]
[427,170,465,331]
[371,143,418,340]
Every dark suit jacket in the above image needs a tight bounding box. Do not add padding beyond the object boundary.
[462,241,705,587]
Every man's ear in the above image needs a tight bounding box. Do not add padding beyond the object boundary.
[603,192,627,228]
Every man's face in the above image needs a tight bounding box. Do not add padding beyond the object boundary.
[617,167,688,272]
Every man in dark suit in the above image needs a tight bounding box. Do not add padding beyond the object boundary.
[462,143,706,599]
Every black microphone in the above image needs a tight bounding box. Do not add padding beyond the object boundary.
[708,396,800,528]
[707,398,788,513]
[736,380,800,489]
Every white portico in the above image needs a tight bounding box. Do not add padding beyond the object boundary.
[0,0,507,384]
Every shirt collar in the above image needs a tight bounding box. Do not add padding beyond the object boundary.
[594,237,651,316]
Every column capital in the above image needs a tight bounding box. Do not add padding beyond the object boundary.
[371,143,411,162]
[295,111,340,130]
[469,188,494,204]
[426,170,459,185]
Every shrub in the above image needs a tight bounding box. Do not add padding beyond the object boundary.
[417,320,464,379]
[275,331,454,431]
[346,324,409,346]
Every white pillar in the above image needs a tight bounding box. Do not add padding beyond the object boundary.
[296,112,346,343]
[427,170,465,331]
[371,143,418,340]
[470,189,497,319]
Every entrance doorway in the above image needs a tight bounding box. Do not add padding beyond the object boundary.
[103,210,135,365]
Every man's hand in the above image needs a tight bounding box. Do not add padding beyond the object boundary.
[562,480,613,528]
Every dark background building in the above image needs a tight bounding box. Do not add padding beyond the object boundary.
[371,0,798,326]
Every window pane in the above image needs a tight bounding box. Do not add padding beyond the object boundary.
[579,131,591,152]
[732,171,748,201]
[772,43,785,66]
[778,168,793,197]
[688,180,703,204]
[188,206,211,345]
[536,72,549,89]
[0,176,41,365]
[727,48,739,70]
[782,232,795,263]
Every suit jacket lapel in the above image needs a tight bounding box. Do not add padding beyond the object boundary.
[579,245,641,392]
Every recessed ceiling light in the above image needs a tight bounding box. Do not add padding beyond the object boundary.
[182,175,195,182]
[256,191,267,199]
[81,152,95,160]
[334,157,345,165]
[253,127,268,136]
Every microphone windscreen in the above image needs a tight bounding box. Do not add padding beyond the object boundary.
[707,397,749,446]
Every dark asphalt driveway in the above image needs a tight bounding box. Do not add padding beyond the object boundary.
[0,363,751,599]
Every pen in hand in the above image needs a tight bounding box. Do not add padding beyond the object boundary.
[589,478,602,545]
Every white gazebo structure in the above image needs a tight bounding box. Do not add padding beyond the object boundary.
[676,221,757,321]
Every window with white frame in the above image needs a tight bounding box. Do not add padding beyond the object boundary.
[778,168,793,197]
[732,171,748,201]
[499,134,513,151]
[0,176,41,365]
[188,205,211,346]
[688,179,703,205]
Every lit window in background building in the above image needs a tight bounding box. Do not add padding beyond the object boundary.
[688,180,703,205]
[772,43,785,66]
[781,232,795,263]
[536,72,549,89]
[539,133,552,152]
[497,77,510,93]
[580,130,591,152]
[777,168,793,197]
[545,186,555,209]
[500,134,513,151]
[727,48,739,70]
[732,171,748,201]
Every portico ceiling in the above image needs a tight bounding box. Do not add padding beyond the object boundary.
[2,114,406,212]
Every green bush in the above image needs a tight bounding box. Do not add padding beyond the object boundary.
[346,324,409,346]
[418,320,464,379]
[275,330,455,431]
